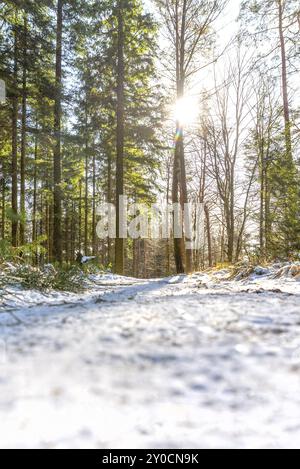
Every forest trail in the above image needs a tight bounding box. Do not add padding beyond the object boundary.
[1,272,300,448]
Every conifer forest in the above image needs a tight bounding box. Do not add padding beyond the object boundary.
[0,0,300,451]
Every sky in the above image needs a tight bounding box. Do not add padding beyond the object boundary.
[144,0,299,114]
[144,0,241,43]
[144,0,242,96]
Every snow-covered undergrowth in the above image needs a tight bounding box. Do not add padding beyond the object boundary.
[195,262,300,295]
[0,263,116,316]
[1,263,300,448]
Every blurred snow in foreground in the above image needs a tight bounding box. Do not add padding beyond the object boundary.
[1,264,300,449]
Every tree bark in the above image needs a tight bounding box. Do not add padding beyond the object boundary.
[1,169,5,239]
[278,0,292,162]
[107,149,112,264]
[78,179,82,252]
[115,0,125,275]
[11,23,18,248]
[172,131,185,273]
[92,151,96,255]
[84,125,89,254]
[53,0,63,263]
[259,136,265,259]
[204,204,213,267]
[71,201,76,261]
[172,0,192,274]
[172,1,186,274]
[32,123,38,245]
[20,14,27,246]
[65,204,70,263]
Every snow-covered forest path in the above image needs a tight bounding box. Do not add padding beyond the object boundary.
[1,270,300,449]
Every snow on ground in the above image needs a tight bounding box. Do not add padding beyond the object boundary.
[1,265,300,448]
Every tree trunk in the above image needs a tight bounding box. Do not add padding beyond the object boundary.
[11,24,18,248]
[172,133,185,273]
[71,201,76,261]
[1,171,5,239]
[265,163,271,254]
[179,133,192,273]
[20,14,27,246]
[32,125,38,245]
[107,150,112,265]
[92,151,96,255]
[225,204,234,263]
[65,204,69,263]
[53,0,63,263]
[78,179,82,252]
[133,238,138,277]
[172,0,192,274]
[84,130,88,254]
[166,159,171,274]
[143,239,147,278]
[259,139,265,259]
[278,0,292,162]
[115,0,125,275]
[204,204,213,268]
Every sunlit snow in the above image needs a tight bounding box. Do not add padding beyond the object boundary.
[1,265,300,448]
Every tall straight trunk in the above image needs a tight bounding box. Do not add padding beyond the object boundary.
[53,0,63,263]
[133,238,137,277]
[259,140,265,259]
[228,165,235,263]
[107,149,112,264]
[265,165,271,254]
[259,174,265,258]
[166,160,171,274]
[278,0,292,162]
[92,151,96,255]
[172,0,191,274]
[20,14,27,245]
[49,203,54,261]
[115,0,125,275]
[179,1,192,273]
[172,2,185,274]
[227,233,234,263]
[179,131,192,273]
[46,200,50,263]
[101,240,105,265]
[65,205,69,263]
[32,126,38,244]
[71,201,76,261]
[32,133,38,266]
[226,206,234,263]
[220,225,223,263]
[143,239,147,278]
[1,172,5,239]
[172,132,185,273]
[78,179,82,252]
[11,24,18,247]
[84,133,88,254]
[204,204,212,268]
[38,192,43,265]
[199,139,211,269]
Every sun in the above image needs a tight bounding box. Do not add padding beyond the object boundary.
[172,96,199,126]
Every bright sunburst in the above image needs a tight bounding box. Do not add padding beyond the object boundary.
[172,96,199,126]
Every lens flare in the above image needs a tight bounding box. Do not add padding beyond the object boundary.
[173,96,198,126]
